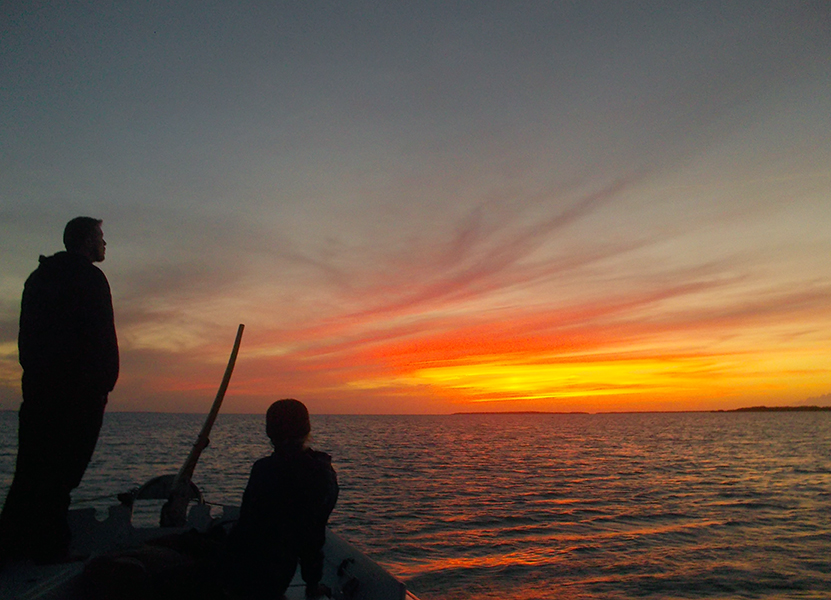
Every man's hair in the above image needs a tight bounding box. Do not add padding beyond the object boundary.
[63,217,102,252]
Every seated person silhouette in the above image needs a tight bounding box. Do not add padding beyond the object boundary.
[223,399,338,599]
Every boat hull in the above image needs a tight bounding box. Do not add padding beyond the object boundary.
[0,504,417,600]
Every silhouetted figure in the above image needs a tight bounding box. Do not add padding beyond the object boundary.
[0,217,119,563]
[223,399,338,599]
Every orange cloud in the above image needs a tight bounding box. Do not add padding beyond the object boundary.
[160,274,831,414]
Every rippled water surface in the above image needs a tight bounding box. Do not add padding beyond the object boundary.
[2,411,830,599]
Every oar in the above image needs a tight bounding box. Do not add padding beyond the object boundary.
[160,323,245,527]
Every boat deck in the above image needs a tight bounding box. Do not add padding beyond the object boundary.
[0,504,417,600]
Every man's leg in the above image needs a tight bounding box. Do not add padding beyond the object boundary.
[1,388,105,562]
[0,398,65,561]
[34,392,107,562]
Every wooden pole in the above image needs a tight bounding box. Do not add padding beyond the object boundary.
[160,323,245,527]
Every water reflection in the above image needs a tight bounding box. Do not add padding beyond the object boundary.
[1,411,829,599]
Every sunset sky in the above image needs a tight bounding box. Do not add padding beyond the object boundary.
[1,2,829,414]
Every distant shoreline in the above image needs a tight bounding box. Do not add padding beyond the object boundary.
[713,405,831,413]
[452,406,831,415]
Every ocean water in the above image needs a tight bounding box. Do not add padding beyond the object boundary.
[1,410,830,599]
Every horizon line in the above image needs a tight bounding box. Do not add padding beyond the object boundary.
[4,406,829,416]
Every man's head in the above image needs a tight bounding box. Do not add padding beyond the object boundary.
[64,217,105,262]
[266,399,311,445]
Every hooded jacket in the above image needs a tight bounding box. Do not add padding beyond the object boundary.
[18,251,119,395]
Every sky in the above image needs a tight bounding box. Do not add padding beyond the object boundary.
[1,2,829,414]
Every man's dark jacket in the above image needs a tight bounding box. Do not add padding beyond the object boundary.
[19,251,118,395]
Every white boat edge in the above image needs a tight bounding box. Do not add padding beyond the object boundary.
[0,502,421,600]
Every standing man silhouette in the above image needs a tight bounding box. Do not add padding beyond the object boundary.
[0,217,119,563]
